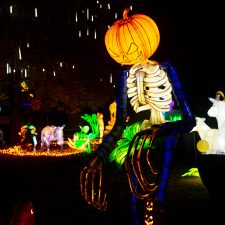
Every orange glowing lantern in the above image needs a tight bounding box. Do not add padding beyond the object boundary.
[105,8,160,65]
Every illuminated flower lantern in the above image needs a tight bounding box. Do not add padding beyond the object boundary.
[105,8,160,65]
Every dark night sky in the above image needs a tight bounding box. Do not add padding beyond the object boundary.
[165,2,225,117]
[0,0,225,118]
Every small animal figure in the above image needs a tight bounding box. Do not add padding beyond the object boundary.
[41,125,65,151]
[191,117,218,153]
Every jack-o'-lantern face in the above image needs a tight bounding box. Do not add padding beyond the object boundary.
[105,8,160,65]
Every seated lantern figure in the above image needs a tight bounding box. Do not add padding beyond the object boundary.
[80,8,195,225]
[73,126,92,152]
[193,91,225,154]
[67,113,102,152]
[80,61,195,224]
[207,91,225,154]
[191,117,218,153]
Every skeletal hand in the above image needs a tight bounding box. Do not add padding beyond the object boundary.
[80,155,108,211]
[125,125,166,199]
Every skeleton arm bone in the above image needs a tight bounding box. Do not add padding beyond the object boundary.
[80,69,128,211]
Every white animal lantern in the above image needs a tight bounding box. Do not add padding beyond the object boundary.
[192,91,225,154]
[191,117,218,154]
[207,91,225,153]
[41,125,65,151]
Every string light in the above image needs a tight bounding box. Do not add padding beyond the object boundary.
[86,8,89,20]
[9,5,13,14]
[24,69,27,77]
[75,11,78,22]
[0,145,83,157]
[1,1,135,79]
[6,63,10,74]
[34,8,38,17]
[18,47,22,60]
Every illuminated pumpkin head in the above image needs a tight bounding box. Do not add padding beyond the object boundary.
[105,8,160,65]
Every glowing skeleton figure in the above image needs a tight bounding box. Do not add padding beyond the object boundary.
[80,61,195,224]
[127,60,173,127]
